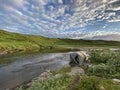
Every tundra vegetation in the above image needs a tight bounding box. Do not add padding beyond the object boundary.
[87,49,120,78]
[18,49,120,90]
[0,30,120,55]
[0,30,120,90]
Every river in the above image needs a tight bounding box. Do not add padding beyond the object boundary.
[0,50,72,90]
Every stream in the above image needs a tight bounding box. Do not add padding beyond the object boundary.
[0,51,72,90]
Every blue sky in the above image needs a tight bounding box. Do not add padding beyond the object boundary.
[0,0,120,40]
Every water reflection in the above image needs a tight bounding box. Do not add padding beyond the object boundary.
[0,51,70,90]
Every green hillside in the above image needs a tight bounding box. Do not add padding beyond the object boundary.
[0,30,60,53]
[0,30,120,54]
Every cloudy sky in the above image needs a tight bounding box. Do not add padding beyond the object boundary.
[0,0,120,40]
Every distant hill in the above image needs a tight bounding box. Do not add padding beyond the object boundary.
[90,34,120,41]
[0,30,120,54]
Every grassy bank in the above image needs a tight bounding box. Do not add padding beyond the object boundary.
[23,75,120,90]
[18,49,120,90]
[0,30,120,55]
[86,49,120,79]
[0,30,59,54]
[18,66,120,90]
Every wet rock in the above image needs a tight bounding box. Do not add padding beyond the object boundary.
[68,67,85,76]
[54,74,62,79]
[20,82,32,90]
[47,46,53,49]
[0,51,8,56]
[40,70,52,78]
[100,86,105,90]
[6,89,10,90]
[112,79,120,83]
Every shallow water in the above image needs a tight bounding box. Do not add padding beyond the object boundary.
[0,51,71,90]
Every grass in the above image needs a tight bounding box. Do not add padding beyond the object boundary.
[18,69,120,90]
[0,30,120,54]
[0,30,60,53]
[51,66,71,75]
[76,76,120,90]
[87,49,120,78]
[20,49,120,90]
[26,74,72,90]
[1,30,120,89]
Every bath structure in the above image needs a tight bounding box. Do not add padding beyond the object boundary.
[69,51,89,66]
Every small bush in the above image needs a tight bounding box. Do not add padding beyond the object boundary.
[77,76,100,90]
[27,74,72,90]
[52,66,71,75]
[77,76,120,90]
[89,50,115,64]
[107,58,120,73]
[88,64,115,75]
[87,50,120,78]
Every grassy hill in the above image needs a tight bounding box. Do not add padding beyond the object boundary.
[0,30,120,54]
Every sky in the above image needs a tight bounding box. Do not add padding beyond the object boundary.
[0,0,120,41]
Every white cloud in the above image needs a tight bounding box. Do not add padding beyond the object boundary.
[70,30,120,40]
[107,0,120,11]
[108,16,120,22]
[0,0,120,40]
[108,19,120,22]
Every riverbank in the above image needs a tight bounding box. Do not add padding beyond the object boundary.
[0,30,59,56]
[17,66,120,90]
[0,30,120,56]
[0,51,71,90]
[17,49,120,90]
